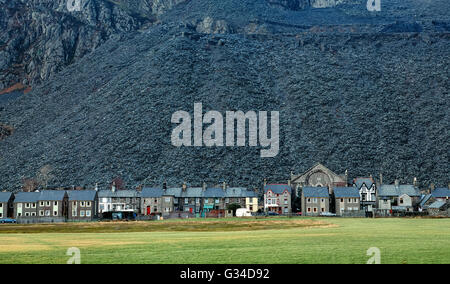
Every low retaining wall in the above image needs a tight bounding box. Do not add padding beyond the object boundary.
[17,217,66,224]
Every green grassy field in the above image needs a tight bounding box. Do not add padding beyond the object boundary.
[0,217,449,264]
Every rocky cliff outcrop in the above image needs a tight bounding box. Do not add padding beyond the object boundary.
[0,0,191,91]
[0,0,449,190]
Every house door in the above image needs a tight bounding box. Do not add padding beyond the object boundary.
[147,206,151,215]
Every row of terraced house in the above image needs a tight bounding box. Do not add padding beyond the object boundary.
[270,163,450,217]
[0,181,259,223]
[1,163,449,223]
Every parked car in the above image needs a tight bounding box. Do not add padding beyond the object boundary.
[0,219,17,224]
[294,212,302,216]
[267,212,279,216]
[319,212,337,217]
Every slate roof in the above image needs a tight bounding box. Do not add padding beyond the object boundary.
[378,185,420,197]
[141,188,164,198]
[67,190,97,201]
[183,187,204,198]
[264,184,292,194]
[354,177,375,189]
[203,188,225,198]
[165,188,182,197]
[0,192,12,203]
[39,190,67,201]
[432,188,450,198]
[14,192,40,203]
[302,187,329,198]
[428,201,447,209]
[334,187,360,198]
[98,190,140,198]
[419,194,433,208]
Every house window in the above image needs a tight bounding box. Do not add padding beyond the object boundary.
[307,198,311,203]
[185,198,189,204]
[341,198,344,203]
[54,201,58,206]
[307,207,311,212]
[25,203,30,209]
[17,213,21,217]
[313,208,317,212]
[72,210,77,217]
[25,212,30,217]
[39,211,44,216]
[154,199,158,203]
[400,198,404,204]
[45,210,50,216]
[31,212,36,217]
[0,204,2,208]
[80,211,85,217]
[40,202,45,207]
[0,213,3,218]
[86,202,91,207]
[45,201,50,207]
[321,208,325,212]
[321,199,325,203]
[81,201,85,207]
[73,202,77,207]
[32,203,36,208]
[53,211,58,216]
[86,210,91,217]
[166,198,172,203]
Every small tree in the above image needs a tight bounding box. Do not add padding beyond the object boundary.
[226,203,241,216]
[36,165,54,189]
[22,178,38,192]
[111,177,125,190]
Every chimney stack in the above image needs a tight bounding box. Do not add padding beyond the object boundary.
[222,181,226,191]
[430,183,435,192]
[182,182,187,192]
[394,179,399,187]
[413,177,418,187]
[94,183,98,191]
[379,173,383,185]
[112,181,116,193]
[163,181,167,190]
[263,178,267,187]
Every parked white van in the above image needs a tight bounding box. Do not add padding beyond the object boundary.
[236,208,252,217]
